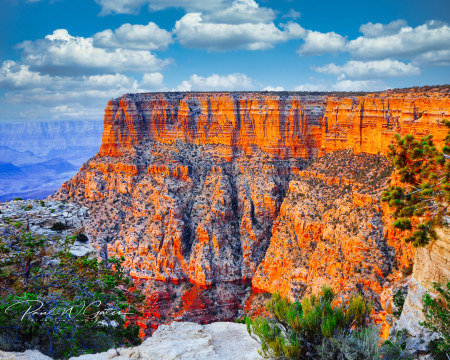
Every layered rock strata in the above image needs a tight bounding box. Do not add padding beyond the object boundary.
[321,90,450,155]
[52,88,450,330]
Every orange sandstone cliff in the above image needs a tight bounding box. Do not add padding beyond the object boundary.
[53,88,450,334]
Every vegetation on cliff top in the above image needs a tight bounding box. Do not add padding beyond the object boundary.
[0,218,143,359]
[244,287,408,360]
[382,120,450,247]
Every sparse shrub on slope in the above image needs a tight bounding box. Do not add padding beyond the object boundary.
[76,232,89,243]
[50,221,67,232]
[382,121,450,247]
[245,287,409,360]
[0,220,143,359]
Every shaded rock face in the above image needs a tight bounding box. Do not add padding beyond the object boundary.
[52,89,450,329]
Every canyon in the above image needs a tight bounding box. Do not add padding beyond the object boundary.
[51,87,450,337]
[0,120,103,201]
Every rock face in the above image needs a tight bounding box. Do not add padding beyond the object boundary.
[391,225,450,355]
[320,91,450,155]
[0,322,262,360]
[99,92,325,159]
[52,88,450,331]
[0,349,52,360]
[252,150,409,302]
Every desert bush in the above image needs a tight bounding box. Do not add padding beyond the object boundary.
[76,233,89,243]
[246,288,409,360]
[246,287,371,359]
[50,221,66,232]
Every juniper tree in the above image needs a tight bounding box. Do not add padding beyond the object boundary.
[382,121,450,247]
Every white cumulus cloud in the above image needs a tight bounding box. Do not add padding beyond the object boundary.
[94,0,267,17]
[283,9,301,20]
[359,19,408,38]
[294,80,386,92]
[203,0,275,25]
[263,86,285,91]
[176,73,254,91]
[347,20,450,60]
[314,59,421,80]
[141,72,164,88]
[412,49,450,67]
[0,61,52,90]
[174,13,305,51]
[17,29,171,76]
[93,22,173,51]
[297,30,346,56]
[0,59,167,122]
[0,60,138,94]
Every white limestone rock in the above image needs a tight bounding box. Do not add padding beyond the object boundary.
[0,350,52,360]
[69,241,96,258]
[70,322,262,360]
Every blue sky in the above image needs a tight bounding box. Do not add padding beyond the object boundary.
[0,0,449,122]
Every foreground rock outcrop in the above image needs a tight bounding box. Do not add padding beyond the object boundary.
[0,322,262,360]
[51,88,450,333]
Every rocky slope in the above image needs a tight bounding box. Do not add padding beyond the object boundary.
[0,199,95,258]
[52,88,450,333]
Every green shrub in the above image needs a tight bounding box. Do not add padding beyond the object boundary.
[246,287,374,359]
[393,289,406,318]
[246,288,410,360]
[421,280,450,358]
[40,200,45,207]
[13,198,22,201]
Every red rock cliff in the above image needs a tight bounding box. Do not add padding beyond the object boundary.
[320,90,449,155]
[100,93,325,159]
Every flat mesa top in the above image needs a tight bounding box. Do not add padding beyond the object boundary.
[112,85,450,102]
